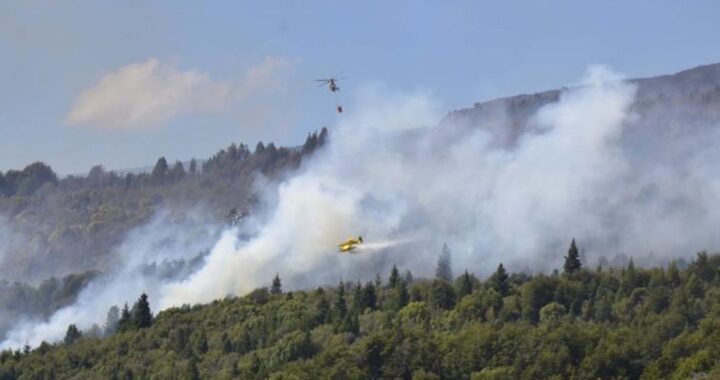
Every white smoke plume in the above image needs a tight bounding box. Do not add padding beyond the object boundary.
[5,65,720,348]
[158,66,642,306]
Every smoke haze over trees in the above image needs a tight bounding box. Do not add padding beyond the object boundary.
[0,129,329,281]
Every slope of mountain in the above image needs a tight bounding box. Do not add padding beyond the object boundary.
[443,63,720,146]
[0,130,328,281]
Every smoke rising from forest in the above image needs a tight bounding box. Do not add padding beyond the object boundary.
[0,211,221,349]
[4,65,720,348]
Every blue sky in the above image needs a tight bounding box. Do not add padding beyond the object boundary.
[1,0,720,174]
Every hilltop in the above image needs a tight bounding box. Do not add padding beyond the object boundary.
[443,63,720,147]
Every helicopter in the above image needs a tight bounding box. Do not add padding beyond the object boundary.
[316,76,346,113]
[337,236,363,253]
[315,77,343,92]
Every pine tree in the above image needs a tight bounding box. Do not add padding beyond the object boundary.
[334,281,347,322]
[104,305,120,336]
[403,270,414,284]
[491,263,510,296]
[188,158,197,175]
[436,243,453,282]
[64,324,82,345]
[563,239,582,275]
[458,270,474,298]
[151,157,169,184]
[622,258,638,294]
[430,279,457,310]
[170,161,185,181]
[228,143,239,159]
[361,282,377,311]
[132,293,153,329]
[318,127,329,145]
[397,280,410,308]
[118,303,132,332]
[316,296,330,324]
[352,282,364,312]
[388,265,400,288]
[255,142,266,155]
[271,273,282,295]
[301,132,319,154]
[668,261,681,288]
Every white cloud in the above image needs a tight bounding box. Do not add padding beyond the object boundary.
[241,56,293,96]
[66,57,292,130]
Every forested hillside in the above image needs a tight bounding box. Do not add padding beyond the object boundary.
[0,129,328,280]
[3,244,720,379]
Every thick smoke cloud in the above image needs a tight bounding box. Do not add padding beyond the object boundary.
[5,66,720,348]
[159,67,641,306]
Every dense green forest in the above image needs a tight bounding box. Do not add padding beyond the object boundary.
[2,243,720,379]
[0,129,327,280]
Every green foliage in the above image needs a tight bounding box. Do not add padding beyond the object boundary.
[354,282,377,312]
[63,324,82,345]
[430,279,456,310]
[117,303,132,332]
[388,265,400,288]
[104,305,120,335]
[151,157,169,184]
[0,162,58,197]
[563,238,582,275]
[435,244,453,282]
[7,256,720,378]
[334,281,348,322]
[271,274,283,295]
[539,302,566,325]
[490,263,509,296]
[132,293,153,329]
[457,270,474,299]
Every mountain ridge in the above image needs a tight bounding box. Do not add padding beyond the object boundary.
[443,62,720,146]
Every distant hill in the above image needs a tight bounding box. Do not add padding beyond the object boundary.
[0,129,328,281]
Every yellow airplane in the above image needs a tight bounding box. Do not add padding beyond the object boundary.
[338,236,363,253]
